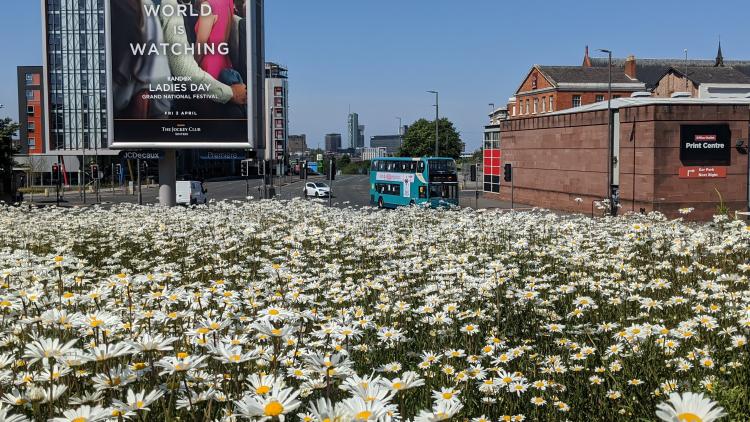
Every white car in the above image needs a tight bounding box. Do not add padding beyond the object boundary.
[304,182,330,198]
[176,181,208,205]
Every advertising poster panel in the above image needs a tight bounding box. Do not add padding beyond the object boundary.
[680,124,731,166]
[107,0,256,148]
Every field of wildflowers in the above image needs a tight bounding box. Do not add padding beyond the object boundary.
[0,200,748,421]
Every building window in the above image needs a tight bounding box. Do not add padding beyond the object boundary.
[533,98,538,114]
[25,73,34,84]
[27,106,35,115]
[28,122,36,132]
[26,90,34,101]
[274,119,284,128]
[512,105,516,116]
[572,95,582,108]
[274,97,283,107]
[274,86,283,96]
[28,137,36,148]
[595,95,604,103]
[525,99,530,115]
[613,95,621,99]
[549,97,554,112]
[541,97,546,113]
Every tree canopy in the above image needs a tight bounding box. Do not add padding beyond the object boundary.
[399,118,463,159]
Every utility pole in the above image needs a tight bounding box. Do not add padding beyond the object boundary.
[684,49,689,91]
[137,158,142,205]
[598,48,615,216]
[428,91,439,157]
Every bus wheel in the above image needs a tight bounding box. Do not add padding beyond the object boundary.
[378,197,384,208]
[410,200,415,207]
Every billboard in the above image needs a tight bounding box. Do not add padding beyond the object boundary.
[680,124,732,166]
[106,0,260,149]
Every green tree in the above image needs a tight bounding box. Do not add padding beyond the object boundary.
[399,118,463,159]
[0,118,20,201]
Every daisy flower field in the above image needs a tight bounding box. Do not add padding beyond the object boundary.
[0,200,747,421]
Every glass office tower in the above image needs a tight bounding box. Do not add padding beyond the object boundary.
[43,0,108,152]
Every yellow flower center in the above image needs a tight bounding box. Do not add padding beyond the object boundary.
[677,413,702,422]
[197,328,210,335]
[355,411,372,420]
[230,355,242,363]
[256,385,270,395]
[72,418,87,422]
[90,318,103,328]
[269,309,280,316]
[442,392,453,400]
[135,400,145,409]
[264,401,284,416]
[392,382,404,390]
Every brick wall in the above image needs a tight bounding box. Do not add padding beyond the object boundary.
[490,104,750,220]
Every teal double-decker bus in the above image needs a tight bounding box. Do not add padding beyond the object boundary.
[369,157,459,208]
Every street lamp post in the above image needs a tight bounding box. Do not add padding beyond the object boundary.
[684,49,689,91]
[597,49,615,216]
[427,91,439,157]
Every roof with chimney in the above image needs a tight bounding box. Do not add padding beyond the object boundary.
[537,66,639,85]
[587,43,750,89]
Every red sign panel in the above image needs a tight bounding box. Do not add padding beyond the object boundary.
[679,166,727,179]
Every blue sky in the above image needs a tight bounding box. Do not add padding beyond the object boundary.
[2,0,749,150]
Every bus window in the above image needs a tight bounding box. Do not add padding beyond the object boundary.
[418,161,426,173]
[429,184,442,198]
[371,161,377,171]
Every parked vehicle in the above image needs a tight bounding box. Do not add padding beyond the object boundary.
[304,182,330,198]
[176,181,207,205]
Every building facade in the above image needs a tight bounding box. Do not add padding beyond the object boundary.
[17,67,45,155]
[348,113,365,149]
[653,67,750,99]
[508,58,645,118]
[489,98,749,220]
[370,135,402,155]
[265,63,288,162]
[42,0,110,155]
[361,147,387,161]
[325,133,342,153]
[288,134,307,155]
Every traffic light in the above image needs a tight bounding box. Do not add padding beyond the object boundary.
[51,163,60,184]
[329,158,336,181]
[504,163,512,182]
[241,160,250,177]
[300,161,306,179]
[90,164,99,179]
[258,160,268,176]
[470,164,477,182]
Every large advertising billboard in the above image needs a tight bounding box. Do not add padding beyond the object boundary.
[106,0,258,149]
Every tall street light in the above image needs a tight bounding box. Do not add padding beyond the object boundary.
[597,49,615,216]
[427,91,439,157]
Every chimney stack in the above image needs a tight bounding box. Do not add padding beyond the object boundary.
[582,46,592,68]
[625,55,637,79]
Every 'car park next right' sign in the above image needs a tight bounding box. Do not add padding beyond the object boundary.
[680,124,731,166]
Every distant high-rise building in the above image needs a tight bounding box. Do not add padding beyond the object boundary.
[265,63,288,162]
[17,67,45,155]
[325,134,342,153]
[370,135,402,155]
[288,134,307,154]
[347,113,358,149]
[358,125,365,149]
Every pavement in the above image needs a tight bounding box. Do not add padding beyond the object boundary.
[21,175,529,210]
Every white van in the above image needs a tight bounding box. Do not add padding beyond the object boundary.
[176,181,207,205]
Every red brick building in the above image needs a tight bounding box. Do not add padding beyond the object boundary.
[508,49,646,119]
[489,98,750,220]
